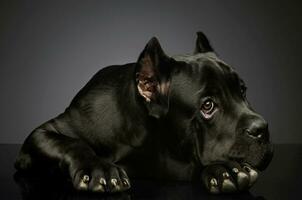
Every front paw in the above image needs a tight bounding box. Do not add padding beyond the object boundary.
[202,162,258,194]
[70,160,130,193]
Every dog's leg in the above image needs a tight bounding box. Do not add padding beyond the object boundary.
[15,122,130,193]
[201,161,258,194]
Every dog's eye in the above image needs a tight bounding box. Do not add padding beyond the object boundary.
[200,99,217,119]
[201,100,214,112]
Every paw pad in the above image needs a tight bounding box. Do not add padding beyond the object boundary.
[222,178,236,192]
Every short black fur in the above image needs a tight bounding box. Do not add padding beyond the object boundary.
[15,32,273,194]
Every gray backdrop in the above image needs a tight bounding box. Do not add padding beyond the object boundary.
[1,0,301,144]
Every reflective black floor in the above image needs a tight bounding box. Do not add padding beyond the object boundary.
[0,144,301,200]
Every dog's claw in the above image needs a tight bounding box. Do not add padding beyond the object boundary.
[122,179,130,187]
[82,175,90,183]
[110,178,121,191]
[78,175,90,190]
[99,177,106,185]
[209,178,219,194]
[222,172,230,178]
[232,167,239,173]
[111,178,117,186]
[210,178,218,186]
[202,161,262,194]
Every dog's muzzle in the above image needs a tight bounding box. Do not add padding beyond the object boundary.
[229,115,274,171]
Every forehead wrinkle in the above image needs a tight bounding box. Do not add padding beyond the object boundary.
[216,62,247,103]
[219,62,243,87]
[193,84,206,96]
[180,58,224,83]
[172,53,243,100]
[173,56,227,99]
[173,53,224,72]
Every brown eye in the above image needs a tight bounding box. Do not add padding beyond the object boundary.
[200,99,217,120]
[201,100,214,113]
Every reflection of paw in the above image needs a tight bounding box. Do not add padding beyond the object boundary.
[71,162,130,193]
[202,162,258,194]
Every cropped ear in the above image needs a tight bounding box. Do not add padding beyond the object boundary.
[135,37,171,118]
[194,31,214,54]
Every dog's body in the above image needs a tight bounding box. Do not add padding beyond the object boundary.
[15,32,273,194]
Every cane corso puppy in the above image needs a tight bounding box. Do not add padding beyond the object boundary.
[15,32,273,194]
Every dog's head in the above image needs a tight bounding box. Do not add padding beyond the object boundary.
[135,32,273,171]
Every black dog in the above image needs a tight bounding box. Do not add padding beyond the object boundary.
[15,32,273,194]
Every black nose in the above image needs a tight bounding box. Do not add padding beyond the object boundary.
[244,118,268,139]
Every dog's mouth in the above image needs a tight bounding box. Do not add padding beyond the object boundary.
[228,143,274,171]
[246,143,274,171]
